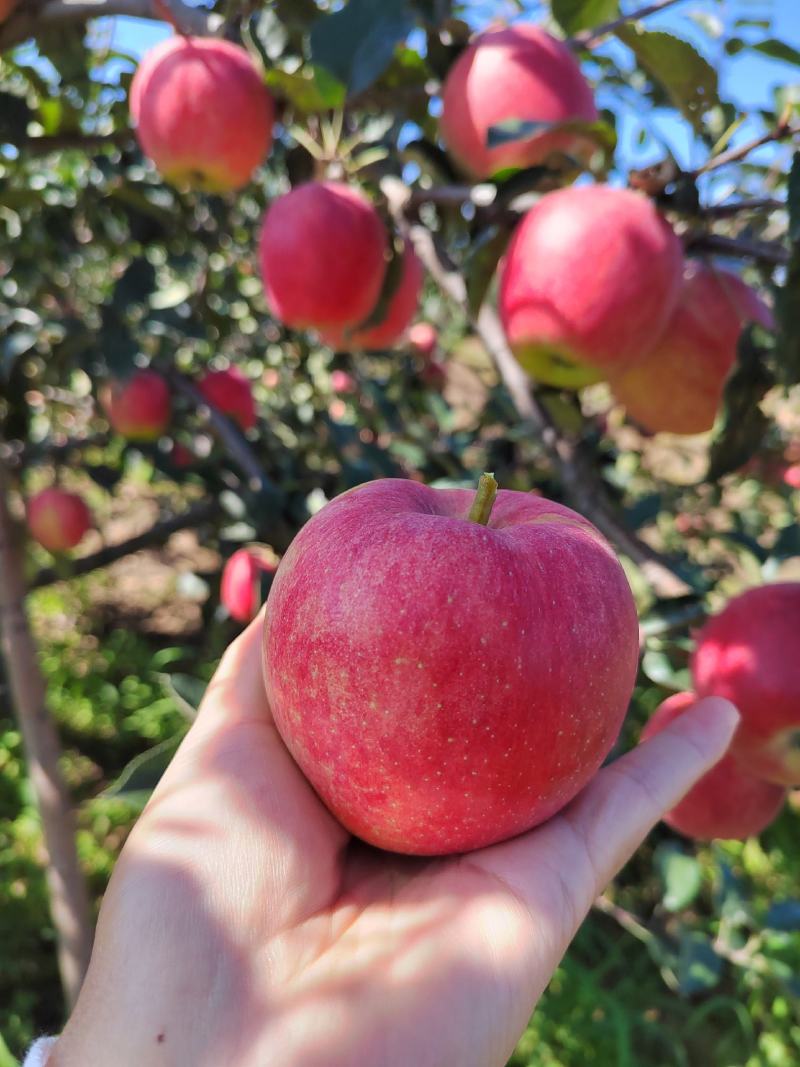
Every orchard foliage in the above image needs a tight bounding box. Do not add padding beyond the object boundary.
[1,0,800,1063]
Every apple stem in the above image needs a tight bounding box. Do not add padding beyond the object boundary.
[468,472,498,525]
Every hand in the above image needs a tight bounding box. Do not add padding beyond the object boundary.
[52,615,738,1067]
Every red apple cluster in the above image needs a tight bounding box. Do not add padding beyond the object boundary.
[642,583,800,841]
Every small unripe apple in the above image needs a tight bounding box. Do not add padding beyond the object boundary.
[642,692,786,840]
[692,584,800,786]
[611,262,774,435]
[198,367,256,431]
[27,488,92,553]
[408,322,438,360]
[221,546,278,624]
[264,475,639,855]
[319,243,423,352]
[260,181,388,333]
[130,36,274,192]
[499,184,683,388]
[440,25,598,179]
[101,369,171,441]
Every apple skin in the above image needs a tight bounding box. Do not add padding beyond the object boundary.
[130,36,274,192]
[27,488,92,553]
[692,584,800,787]
[101,369,171,442]
[221,547,278,624]
[260,181,388,333]
[198,367,256,431]
[408,322,438,360]
[642,693,786,840]
[440,25,598,180]
[499,185,684,388]
[611,262,774,435]
[319,243,423,351]
[263,478,639,855]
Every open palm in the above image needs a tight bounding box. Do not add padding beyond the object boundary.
[54,616,737,1067]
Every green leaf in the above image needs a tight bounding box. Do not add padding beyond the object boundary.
[465,225,511,316]
[486,117,616,155]
[150,280,191,311]
[0,1033,19,1067]
[552,0,619,35]
[656,843,703,912]
[707,326,775,480]
[641,650,690,691]
[775,152,800,385]
[676,932,723,995]
[103,734,184,800]
[309,0,415,98]
[765,900,800,931]
[1,330,37,379]
[752,38,800,67]
[616,27,720,134]
[265,67,335,113]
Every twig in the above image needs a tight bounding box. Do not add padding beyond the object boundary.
[700,198,783,219]
[0,457,93,1005]
[685,232,790,267]
[30,498,219,589]
[0,0,221,51]
[692,119,799,177]
[14,130,133,155]
[570,0,688,49]
[381,178,690,599]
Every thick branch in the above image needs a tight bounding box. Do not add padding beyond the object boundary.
[686,232,790,267]
[570,0,687,49]
[0,458,93,1005]
[1,0,220,51]
[31,498,219,589]
[380,179,689,599]
[700,197,783,219]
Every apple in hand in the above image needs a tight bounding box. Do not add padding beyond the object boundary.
[692,583,800,786]
[260,181,388,334]
[498,184,683,388]
[130,36,274,192]
[221,547,278,624]
[642,692,785,840]
[319,242,423,352]
[610,261,774,435]
[263,475,639,855]
[101,369,171,441]
[198,367,257,431]
[27,488,92,553]
[440,25,598,179]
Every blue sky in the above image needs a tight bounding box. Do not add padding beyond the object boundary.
[100,0,799,186]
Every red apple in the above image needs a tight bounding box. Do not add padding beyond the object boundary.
[610,262,774,435]
[130,36,274,192]
[221,546,278,624]
[263,475,639,855]
[198,367,256,431]
[408,322,438,360]
[330,370,356,394]
[319,243,423,351]
[101,369,171,441]
[260,181,388,334]
[499,184,684,388]
[440,25,598,179]
[641,692,786,840]
[692,584,800,786]
[784,464,800,490]
[27,488,92,553]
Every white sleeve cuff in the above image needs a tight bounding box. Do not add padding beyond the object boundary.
[23,1037,58,1066]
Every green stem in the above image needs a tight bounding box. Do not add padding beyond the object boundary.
[468,472,498,525]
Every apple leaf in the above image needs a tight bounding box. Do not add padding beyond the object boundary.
[465,224,511,316]
[486,117,616,155]
[676,932,723,995]
[656,844,703,912]
[551,0,619,35]
[309,0,415,99]
[775,152,800,385]
[764,900,800,931]
[616,27,720,134]
[706,325,775,481]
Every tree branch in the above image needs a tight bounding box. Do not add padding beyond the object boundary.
[685,232,790,266]
[0,458,93,1006]
[0,0,221,51]
[380,178,690,599]
[570,0,688,50]
[692,118,799,176]
[30,498,219,589]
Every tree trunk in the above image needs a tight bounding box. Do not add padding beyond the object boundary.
[0,460,93,1008]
